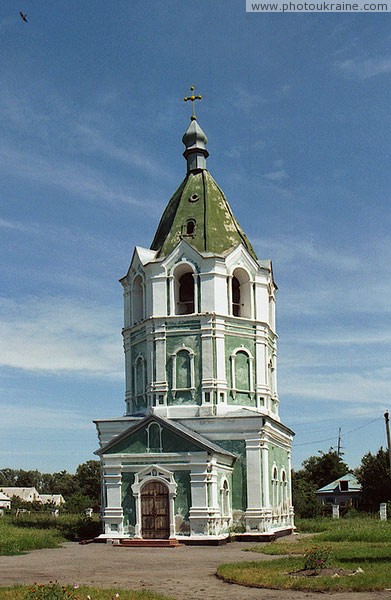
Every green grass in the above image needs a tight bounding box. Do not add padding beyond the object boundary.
[0,586,173,599]
[0,513,104,555]
[217,516,391,592]
[0,518,64,555]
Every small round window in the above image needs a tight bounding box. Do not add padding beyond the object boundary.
[189,193,199,202]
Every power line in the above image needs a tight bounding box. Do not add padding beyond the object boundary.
[294,416,384,448]
[344,416,383,436]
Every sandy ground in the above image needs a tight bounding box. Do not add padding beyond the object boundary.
[0,539,390,600]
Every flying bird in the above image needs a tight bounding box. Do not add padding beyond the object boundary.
[19,11,28,22]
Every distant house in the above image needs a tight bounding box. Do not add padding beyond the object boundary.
[40,494,65,506]
[315,474,362,509]
[0,491,11,509]
[0,487,41,503]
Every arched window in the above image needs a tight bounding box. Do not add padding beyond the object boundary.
[235,351,250,391]
[221,479,230,517]
[272,466,279,513]
[232,276,240,316]
[230,347,254,403]
[176,349,191,389]
[280,469,288,511]
[174,264,195,315]
[132,275,144,324]
[185,219,196,235]
[134,355,146,409]
[146,422,163,453]
[179,272,194,314]
[171,347,196,402]
[231,268,251,318]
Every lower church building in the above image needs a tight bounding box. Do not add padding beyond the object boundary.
[94,104,295,542]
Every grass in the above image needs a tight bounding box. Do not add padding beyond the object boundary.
[0,513,103,555]
[217,516,391,592]
[0,518,64,555]
[0,586,173,599]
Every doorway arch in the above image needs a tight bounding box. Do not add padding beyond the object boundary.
[141,480,170,539]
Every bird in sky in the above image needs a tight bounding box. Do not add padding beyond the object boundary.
[19,11,28,22]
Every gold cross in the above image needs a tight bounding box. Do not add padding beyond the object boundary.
[183,86,202,120]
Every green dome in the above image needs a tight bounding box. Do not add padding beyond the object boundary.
[150,169,258,260]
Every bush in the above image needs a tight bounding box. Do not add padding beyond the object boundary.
[303,546,332,572]
[10,513,101,541]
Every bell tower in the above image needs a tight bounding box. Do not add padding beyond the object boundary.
[95,95,294,541]
[120,106,279,423]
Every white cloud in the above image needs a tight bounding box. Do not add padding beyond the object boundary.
[0,144,143,208]
[0,218,29,232]
[0,403,91,431]
[336,56,391,80]
[281,369,391,406]
[253,235,360,271]
[232,88,267,113]
[264,169,289,182]
[0,296,123,377]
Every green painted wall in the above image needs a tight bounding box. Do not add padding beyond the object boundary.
[108,424,203,454]
[174,470,191,535]
[216,440,247,511]
[268,444,289,506]
[121,472,136,528]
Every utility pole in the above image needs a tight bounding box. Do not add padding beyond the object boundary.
[385,411,391,474]
[337,427,342,457]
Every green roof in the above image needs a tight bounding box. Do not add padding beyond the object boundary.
[150,169,258,260]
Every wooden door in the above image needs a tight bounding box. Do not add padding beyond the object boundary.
[141,481,170,539]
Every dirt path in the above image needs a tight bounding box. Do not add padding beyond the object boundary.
[0,540,390,600]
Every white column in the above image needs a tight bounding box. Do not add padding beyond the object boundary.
[102,461,124,537]
[189,457,210,535]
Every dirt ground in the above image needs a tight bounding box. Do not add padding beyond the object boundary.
[0,539,390,600]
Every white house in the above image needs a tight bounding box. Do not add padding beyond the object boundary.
[0,487,41,503]
[0,491,11,509]
[40,494,65,506]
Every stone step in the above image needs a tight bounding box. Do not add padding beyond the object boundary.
[118,538,182,548]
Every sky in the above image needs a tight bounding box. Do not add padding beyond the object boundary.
[0,1,390,474]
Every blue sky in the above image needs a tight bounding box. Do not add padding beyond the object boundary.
[1,1,390,473]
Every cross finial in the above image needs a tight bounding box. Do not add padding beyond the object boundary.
[183,86,202,121]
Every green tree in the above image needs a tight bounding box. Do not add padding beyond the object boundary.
[357,447,391,512]
[292,449,350,517]
[291,471,321,518]
[75,460,101,509]
[300,449,349,489]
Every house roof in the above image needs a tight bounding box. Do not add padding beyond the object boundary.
[0,487,40,501]
[40,494,65,504]
[0,491,10,501]
[95,413,237,459]
[315,473,362,495]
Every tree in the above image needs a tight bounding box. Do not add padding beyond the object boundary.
[291,471,321,518]
[75,460,101,508]
[300,449,349,489]
[357,447,391,512]
[292,449,350,517]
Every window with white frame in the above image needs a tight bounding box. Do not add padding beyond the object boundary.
[171,347,195,397]
[174,263,195,315]
[230,348,254,399]
[231,268,252,318]
[280,469,288,511]
[146,422,163,453]
[133,355,146,408]
[221,479,230,517]
[132,275,144,324]
[272,466,279,512]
